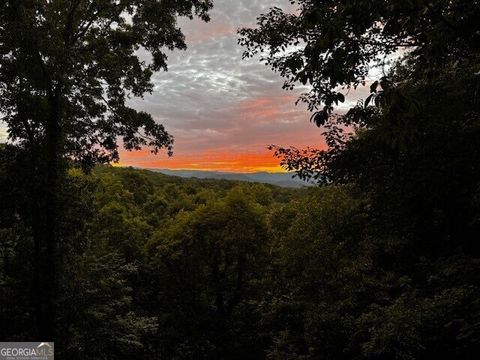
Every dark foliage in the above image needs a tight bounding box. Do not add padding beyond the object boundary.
[1,0,479,359]
[0,0,212,339]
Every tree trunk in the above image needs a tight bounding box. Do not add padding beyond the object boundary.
[25,138,43,339]
[38,89,62,340]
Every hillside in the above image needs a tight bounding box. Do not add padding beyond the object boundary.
[149,169,310,188]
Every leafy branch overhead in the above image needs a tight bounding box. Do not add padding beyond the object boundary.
[239,0,480,125]
[240,0,480,183]
[0,0,213,168]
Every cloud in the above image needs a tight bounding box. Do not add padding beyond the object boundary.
[0,123,7,142]
[124,0,330,171]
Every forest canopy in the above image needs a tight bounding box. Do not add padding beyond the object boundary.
[1,0,480,359]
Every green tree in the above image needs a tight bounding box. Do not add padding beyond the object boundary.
[240,0,480,255]
[266,187,371,360]
[0,0,212,338]
[147,187,269,359]
[67,251,156,360]
[241,2,480,358]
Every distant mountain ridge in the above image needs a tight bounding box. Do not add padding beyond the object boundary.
[148,169,311,188]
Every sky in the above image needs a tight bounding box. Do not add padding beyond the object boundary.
[0,0,372,173]
[121,0,327,173]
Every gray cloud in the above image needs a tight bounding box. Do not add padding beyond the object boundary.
[127,0,328,161]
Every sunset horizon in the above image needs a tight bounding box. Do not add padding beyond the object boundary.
[118,0,328,173]
[117,147,304,173]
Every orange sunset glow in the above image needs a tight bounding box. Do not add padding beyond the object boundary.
[118,149,285,173]
[118,0,328,173]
